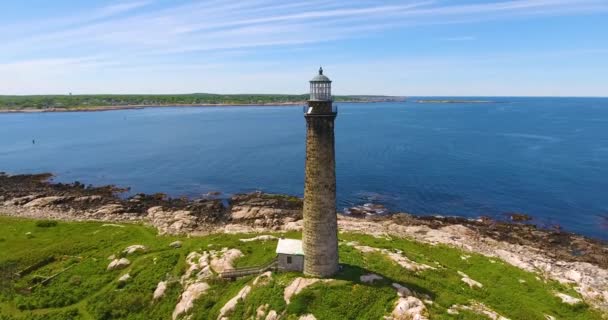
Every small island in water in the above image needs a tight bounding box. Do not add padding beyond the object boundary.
[416,99,497,104]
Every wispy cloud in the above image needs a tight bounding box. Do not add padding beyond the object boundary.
[99,0,153,16]
[441,36,477,41]
[0,1,153,37]
[3,0,606,59]
[1,0,607,95]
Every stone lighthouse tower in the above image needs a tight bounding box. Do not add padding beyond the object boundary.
[302,67,339,277]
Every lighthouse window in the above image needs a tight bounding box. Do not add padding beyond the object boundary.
[287,256,292,264]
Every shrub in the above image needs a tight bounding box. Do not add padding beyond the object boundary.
[287,290,315,315]
[35,221,58,228]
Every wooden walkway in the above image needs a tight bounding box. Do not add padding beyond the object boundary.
[219,259,278,279]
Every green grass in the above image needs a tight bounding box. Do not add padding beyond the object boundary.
[338,234,601,320]
[230,273,292,318]
[0,216,604,320]
[287,280,395,319]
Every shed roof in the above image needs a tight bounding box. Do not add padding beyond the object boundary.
[276,238,304,255]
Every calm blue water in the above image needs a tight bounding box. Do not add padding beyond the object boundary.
[1,98,607,239]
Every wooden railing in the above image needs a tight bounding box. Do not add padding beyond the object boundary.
[219,259,278,279]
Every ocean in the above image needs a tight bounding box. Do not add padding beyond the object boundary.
[1,97,607,239]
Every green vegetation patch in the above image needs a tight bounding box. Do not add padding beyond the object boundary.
[34,221,58,228]
[287,280,395,319]
[189,277,253,320]
[0,94,381,111]
[338,233,601,320]
[88,251,180,319]
[0,216,604,320]
[229,272,296,319]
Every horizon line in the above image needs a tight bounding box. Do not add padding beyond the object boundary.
[1,93,607,99]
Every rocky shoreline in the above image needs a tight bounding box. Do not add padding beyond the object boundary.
[1,172,607,312]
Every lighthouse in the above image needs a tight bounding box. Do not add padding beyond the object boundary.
[302,67,339,277]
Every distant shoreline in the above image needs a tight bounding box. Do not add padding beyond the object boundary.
[0,102,302,114]
[0,100,393,114]
[416,100,497,104]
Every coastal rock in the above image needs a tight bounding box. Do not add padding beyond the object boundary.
[284,220,304,231]
[256,304,269,319]
[392,283,413,297]
[387,296,428,320]
[223,224,257,234]
[231,206,295,221]
[348,216,608,311]
[265,310,279,320]
[210,248,243,274]
[230,193,302,208]
[107,258,131,271]
[93,204,124,216]
[447,302,509,320]
[554,292,582,305]
[284,277,325,304]
[508,212,533,222]
[169,241,183,248]
[0,173,231,224]
[4,195,41,206]
[183,251,212,281]
[123,245,147,255]
[360,273,383,284]
[386,250,435,272]
[253,271,273,286]
[74,195,102,202]
[240,235,277,242]
[2,172,608,313]
[118,273,131,282]
[346,242,434,272]
[147,207,199,235]
[564,269,582,283]
[153,281,168,300]
[102,224,124,228]
[458,271,483,289]
[172,282,210,320]
[23,196,66,208]
[188,199,227,223]
[218,285,252,319]
[229,193,302,226]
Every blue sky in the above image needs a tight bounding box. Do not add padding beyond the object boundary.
[1,0,607,96]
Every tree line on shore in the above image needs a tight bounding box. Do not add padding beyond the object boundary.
[0,94,401,110]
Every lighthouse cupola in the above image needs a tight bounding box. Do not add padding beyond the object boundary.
[306,67,336,116]
[310,67,332,101]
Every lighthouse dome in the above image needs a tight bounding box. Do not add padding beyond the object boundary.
[310,67,331,82]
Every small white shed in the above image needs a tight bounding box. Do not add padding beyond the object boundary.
[276,238,304,272]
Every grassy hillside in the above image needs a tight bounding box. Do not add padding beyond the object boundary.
[0,216,602,320]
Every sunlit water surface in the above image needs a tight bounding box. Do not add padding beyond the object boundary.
[1,98,607,239]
